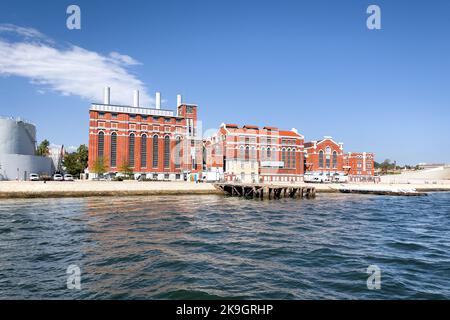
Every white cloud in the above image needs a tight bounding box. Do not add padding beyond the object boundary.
[0,24,153,106]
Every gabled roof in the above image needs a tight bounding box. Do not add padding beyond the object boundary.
[279,130,301,138]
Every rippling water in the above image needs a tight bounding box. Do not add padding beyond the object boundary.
[0,192,449,299]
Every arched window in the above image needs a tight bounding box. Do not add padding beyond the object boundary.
[251,147,256,160]
[175,136,181,168]
[152,135,159,168]
[239,146,245,159]
[129,133,135,167]
[141,134,147,168]
[287,148,291,168]
[164,136,170,168]
[292,149,296,169]
[110,132,117,167]
[245,146,250,160]
[319,150,324,168]
[282,148,286,167]
[97,131,104,158]
[267,147,271,159]
[332,151,337,168]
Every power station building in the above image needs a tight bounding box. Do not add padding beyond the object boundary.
[0,117,52,180]
[88,88,202,180]
[204,123,304,183]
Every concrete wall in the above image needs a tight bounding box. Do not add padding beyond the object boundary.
[0,154,52,181]
[0,118,37,155]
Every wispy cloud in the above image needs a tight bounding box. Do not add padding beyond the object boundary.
[0,24,153,106]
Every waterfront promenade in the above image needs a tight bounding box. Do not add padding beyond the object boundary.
[0,180,449,198]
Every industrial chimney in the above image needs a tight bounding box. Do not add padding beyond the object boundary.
[133,90,139,108]
[177,94,182,107]
[104,87,110,105]
[155,92,161,109]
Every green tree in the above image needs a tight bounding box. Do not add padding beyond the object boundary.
[76,144,88,171]
[62,144,89,177]
[36,139,50,156]
[63,152,79,176]
[92,157,108,177]
[119,160,133,178]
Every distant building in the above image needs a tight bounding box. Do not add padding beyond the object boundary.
[88,88,202,180]
[0,117,52,180]
[343,152,375,181]
[304,137,344,174]
[48,145,66,173]
[204,123,304,183]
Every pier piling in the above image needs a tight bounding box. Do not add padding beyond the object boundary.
[214,183,316,200]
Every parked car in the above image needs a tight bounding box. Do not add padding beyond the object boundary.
[64,174,74,181]
[53,174,63,181]
[333,173,348,183]
[311,173,331,183]
[29,173,40,181]
[303,173,314,183]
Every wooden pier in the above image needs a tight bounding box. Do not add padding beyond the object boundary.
[214,183,316,200]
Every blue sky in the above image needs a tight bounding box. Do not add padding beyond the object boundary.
[0,0,449,164]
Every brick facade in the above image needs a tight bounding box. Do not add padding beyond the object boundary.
[343,152,375,178]
[304,137,344,174]
[88,95,202,180]
[204,124,304,183]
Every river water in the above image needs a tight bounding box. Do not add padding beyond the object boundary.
[0,193,449,299]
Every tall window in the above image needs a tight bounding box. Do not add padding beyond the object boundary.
[251,147,256,160]
[152,135,159,167]
[332,151,337,168]
[164,136,170,168]
[129,133,135,167]
[287,149,291,168]
[175,137,181,168]
[245,146,249,160]
[282,149,286,167]
[267,148,271,160]
[292,149,296,169]
[239,147,245,159]
[319,150,324,168]
[97,131,104,158]
[141,134,147,168]
[110,132,117,167]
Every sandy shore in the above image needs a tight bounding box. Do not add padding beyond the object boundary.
[0,180,449,199]
[0,181,221,198]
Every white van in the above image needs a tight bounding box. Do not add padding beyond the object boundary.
[29,173,40,181]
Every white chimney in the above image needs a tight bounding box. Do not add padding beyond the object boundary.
[155,92,161,109]
[177,94,182,107]
[133,90,139,108]
[104,87,110,104]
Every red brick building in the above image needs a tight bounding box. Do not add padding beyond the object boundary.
[204,123,304,183]
[343,152,376,181]
[304,137,345,174]
[88,88,202,180]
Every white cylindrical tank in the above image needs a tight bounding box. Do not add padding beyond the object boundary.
[0,117,36,155]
